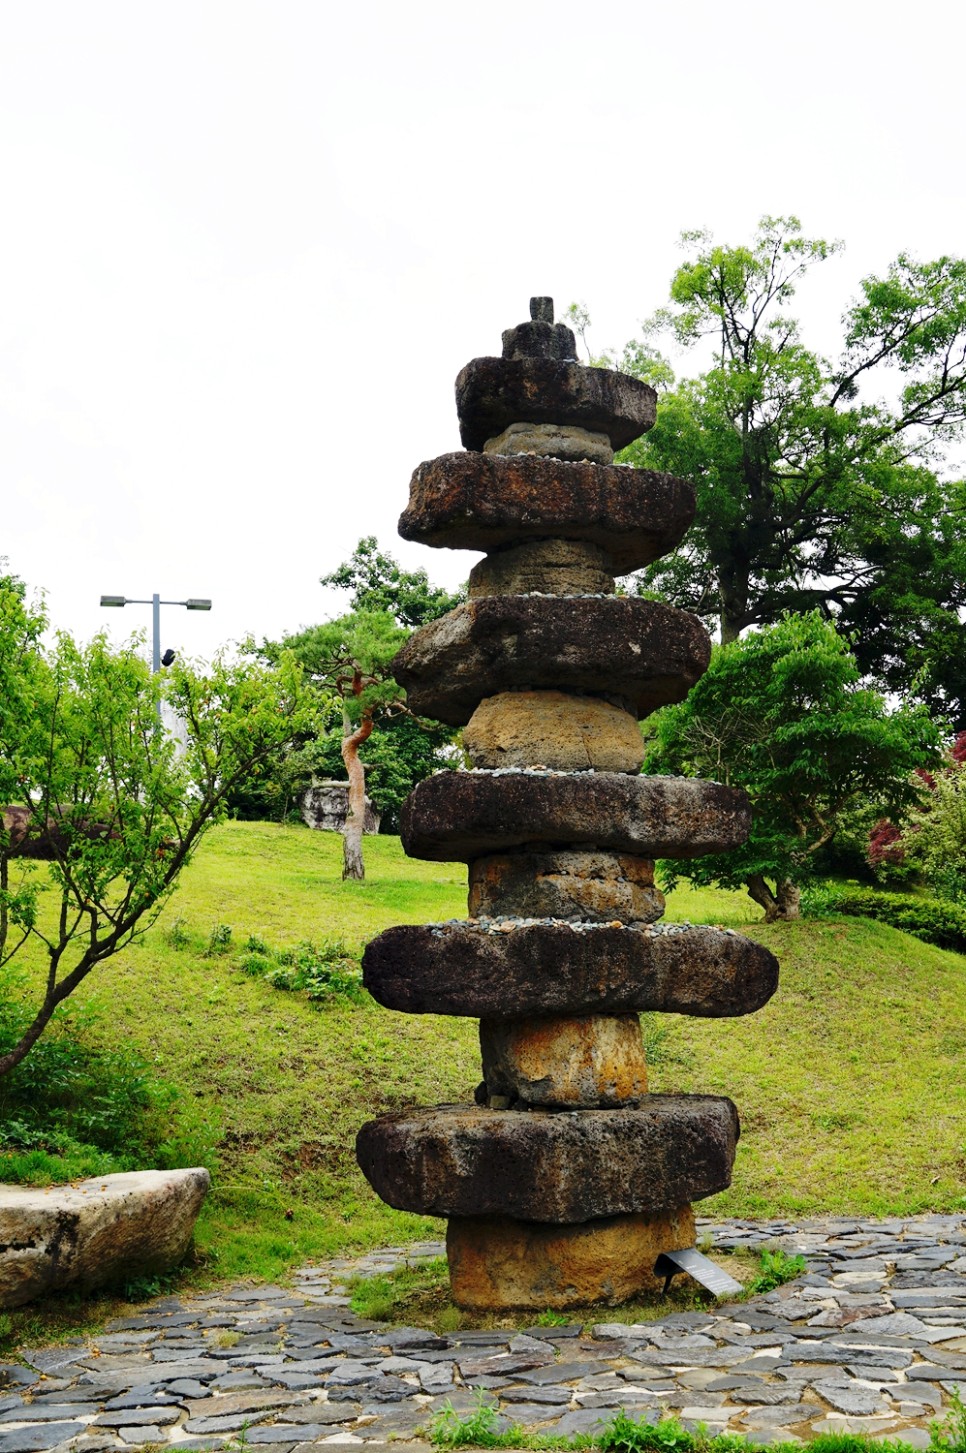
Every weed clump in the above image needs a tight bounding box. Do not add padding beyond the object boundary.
[235,935,364,1004]
[932,1389,966,1453]
[745,1246,807,1294]
[430,1403,944,1453]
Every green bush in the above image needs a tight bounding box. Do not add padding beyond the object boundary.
[803,884,966,952]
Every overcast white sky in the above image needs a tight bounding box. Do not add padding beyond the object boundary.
[3,0,964,663]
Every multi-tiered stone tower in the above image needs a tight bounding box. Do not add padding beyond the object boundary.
[356,300,779,1311]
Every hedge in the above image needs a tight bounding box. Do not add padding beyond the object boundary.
[806,884,966,953]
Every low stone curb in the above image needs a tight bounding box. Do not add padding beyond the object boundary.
[1,1215,964,1452]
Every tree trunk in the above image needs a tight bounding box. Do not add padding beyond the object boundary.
[717,559,750,644]
[341,703,374,882]
[775,880,801,920]
[0,995,60,1078]
[745,873,779,919]
[745,873,801,921]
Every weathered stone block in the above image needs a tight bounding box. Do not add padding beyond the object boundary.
[393,597,710,726]
[362,921,778,1020]
[301,780,380,834]
[355,1097,739,1222]
[468,850,663,922]
[0,1169,210,1309]
[399,452,693,572]
[456,357,656,452]
[400,770,750,861]
[463,693,643,773]
[447,1206,695,1310]
[468,540,615,598]
[480,1014,648,1106]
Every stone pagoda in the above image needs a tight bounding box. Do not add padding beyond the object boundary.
[356,299,779,1311]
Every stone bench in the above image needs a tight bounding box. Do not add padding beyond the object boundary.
[0,1168,210,1308]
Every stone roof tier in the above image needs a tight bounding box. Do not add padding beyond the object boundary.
[456,356,657,452]
[400,770,750,862]
[363,921,779,1021]
[399,452,693,573]
[356,1096,739,1222]
[393,596,710,726]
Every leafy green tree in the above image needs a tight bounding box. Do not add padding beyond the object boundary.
[278,611,412,880]
[245,543,461,859]
[645,613,941,921]
[0,575,315,1077]
[610,217,966,723]
[321,536,463,628]
[255,540,462,866]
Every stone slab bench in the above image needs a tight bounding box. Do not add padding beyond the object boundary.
[0,1168,210,1308]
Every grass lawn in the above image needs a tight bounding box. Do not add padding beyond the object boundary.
[2,821,965,1294]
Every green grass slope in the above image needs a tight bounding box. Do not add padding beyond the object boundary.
[2,822,964,1285]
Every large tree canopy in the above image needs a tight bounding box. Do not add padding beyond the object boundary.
[645,613,941,921]
[611,217,966,723]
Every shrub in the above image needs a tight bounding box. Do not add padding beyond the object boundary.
[0,995,213,1181]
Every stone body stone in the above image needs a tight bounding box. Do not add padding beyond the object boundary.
[399,452,693,572]
[479,1014,648,1107]
[355,1097,739,1222]
[456,357,656,452]
[468,541,615,598]
[362,921,779,1020]
[447,1207,695,1310]
[400,771,750,861]
[393,597,710,727]
[0,1169,210,1310]
[483,422,613,464]
[463,692,642,773]
[468,850,663,922]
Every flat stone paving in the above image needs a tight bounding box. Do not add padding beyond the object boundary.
[2,1215,965,1452]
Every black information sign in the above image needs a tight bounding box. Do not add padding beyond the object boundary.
[653,1247,744,1299]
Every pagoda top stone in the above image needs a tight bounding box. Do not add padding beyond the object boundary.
[501,297,578,363]
[456,298,657,452]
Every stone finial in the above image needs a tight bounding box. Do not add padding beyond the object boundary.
[501,298,576,364]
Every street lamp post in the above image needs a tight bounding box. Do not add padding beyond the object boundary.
[100,593,212,713]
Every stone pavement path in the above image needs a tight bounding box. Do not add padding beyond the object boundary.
[2,1215,965,1453]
